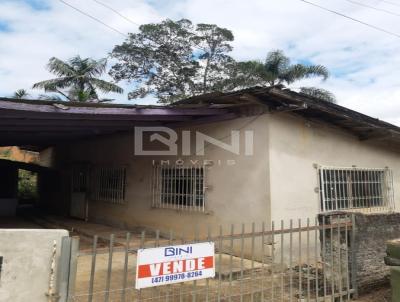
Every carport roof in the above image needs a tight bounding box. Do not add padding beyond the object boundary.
[0,97,237,148]
[0,158,51,172]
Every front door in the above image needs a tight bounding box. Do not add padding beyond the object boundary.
[70,164,88,220]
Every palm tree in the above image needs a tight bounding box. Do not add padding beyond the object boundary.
[38,94,63,101]
[33,56,123,102]
[13,89,30,99]
[234,50,336,103]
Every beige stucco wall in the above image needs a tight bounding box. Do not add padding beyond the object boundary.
[46,110,400,240]
[59,115,271,237]
[268,113,400,223]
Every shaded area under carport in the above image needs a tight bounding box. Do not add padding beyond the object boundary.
[0,98,235,149]
[0,159,56,217]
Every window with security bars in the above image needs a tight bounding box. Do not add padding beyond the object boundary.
[152,165,205,211]
[319,166,394,212]
[90,167,126,204]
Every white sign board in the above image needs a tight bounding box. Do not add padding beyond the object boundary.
[135,242,215,289]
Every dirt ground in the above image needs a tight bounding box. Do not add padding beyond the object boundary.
[354,287,391,302]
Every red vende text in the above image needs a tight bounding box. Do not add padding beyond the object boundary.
[138,256,214,278]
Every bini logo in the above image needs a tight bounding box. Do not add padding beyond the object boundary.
[164,246,193,257]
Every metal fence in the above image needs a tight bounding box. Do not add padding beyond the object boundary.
[64,214,356,302]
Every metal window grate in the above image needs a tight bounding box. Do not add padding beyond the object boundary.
[319,166,394,213]
[90,166,126,204]
[152,165,206,211]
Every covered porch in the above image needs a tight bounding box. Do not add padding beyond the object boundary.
[0,97,243,231]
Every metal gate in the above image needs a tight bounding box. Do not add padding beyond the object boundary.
[63,214,357,302]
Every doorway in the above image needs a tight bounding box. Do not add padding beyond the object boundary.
[70,164,89,220]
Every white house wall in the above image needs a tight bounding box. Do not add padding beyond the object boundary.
[268,112,400,224]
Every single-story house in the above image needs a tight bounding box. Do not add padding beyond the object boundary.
[0,87,398,235]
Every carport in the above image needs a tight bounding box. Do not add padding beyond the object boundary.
[0,97,237,226]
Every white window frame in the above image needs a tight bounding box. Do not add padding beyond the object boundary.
[152,165,206,212]
[318,166,394,213]
[90,166,126,204]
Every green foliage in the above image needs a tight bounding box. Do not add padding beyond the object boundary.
[232,50,334,102]
[300,87,337,103]
[33,56,123,102]
[110,19,236,103]
[13,89,30,99]
[0,148,12,159]
[18,169,38,202]
[110,19,334,103]
[38,94,64,101]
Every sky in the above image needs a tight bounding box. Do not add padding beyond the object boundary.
[1,0,400,124]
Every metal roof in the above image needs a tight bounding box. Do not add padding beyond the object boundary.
[1,86,400,150]
[176,87,400,147]
[0,97,238,148]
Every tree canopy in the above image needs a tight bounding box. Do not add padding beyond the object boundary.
[110,19,335,103]
[29,20,334,104]
[33,56,123,102]
[110,19,236,103]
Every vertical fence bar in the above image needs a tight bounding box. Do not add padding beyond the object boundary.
[205,226,211,302]
[166,230,173,302]
[121,232,131,302]
[192,225,199,302]
[67,237,80,301]
[88,235,98,302]
[240,224,245,302]
[280,220,284,302]
[229,224,234,302]
[314,217,319,302]
[298,219,302,301]
[104,234,114,302]
[330,219,335,302]
[261,222,266,302]
[251,222,256,302]
[138,231,146,302]
[179,230,185,302]
[271,221,275,302]
[217,225,223,302]
[322,216,327,299]
[307,218,310,302]
[289,219,293,302]
[155,230,161,302]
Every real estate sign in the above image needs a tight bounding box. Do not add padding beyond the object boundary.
[135,242,215,289]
